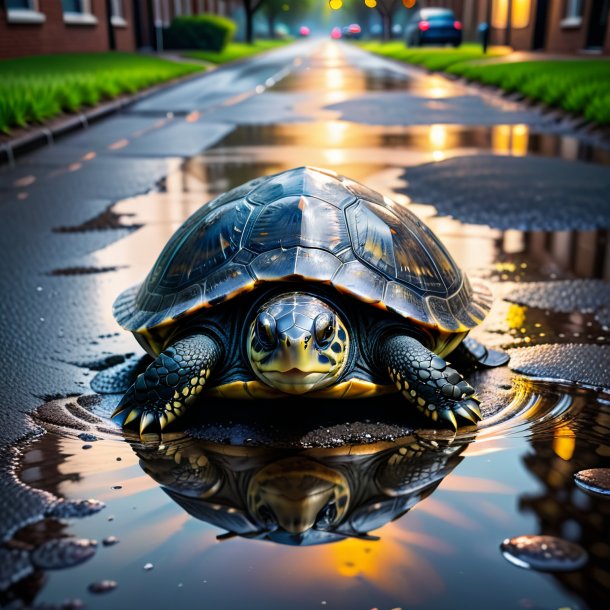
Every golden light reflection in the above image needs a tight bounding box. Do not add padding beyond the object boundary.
[258,521,446,604]
[428,124,447,161]
[552,424,576,461]
[492,124,529,156]
[506,303,527,330]
[325,67,345,90]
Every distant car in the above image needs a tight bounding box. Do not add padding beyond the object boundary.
[331,26,342,40]
[299,25,310,37]
[405,8,462,47]
[342,23,362,40]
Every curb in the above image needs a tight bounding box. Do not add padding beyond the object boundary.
[360,51,610,145]
[0,67,209,167]
[0,43,297,167]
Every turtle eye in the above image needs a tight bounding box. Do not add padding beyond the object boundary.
[255,312,277,350]
[314,313,335,348]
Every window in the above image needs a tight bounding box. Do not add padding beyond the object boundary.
[562,0,583,27]
[6,0,46,24]
[62,0,98,25]
[491,0,509,29]
[511,0,531,29]
[491,0,531,29]
[111,0,128,27]
[566,0,584,17]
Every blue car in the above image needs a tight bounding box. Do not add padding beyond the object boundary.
[405,8,462,47]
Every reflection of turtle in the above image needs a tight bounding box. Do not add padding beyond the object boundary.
[134,435,466,545]
[112,167,508,434]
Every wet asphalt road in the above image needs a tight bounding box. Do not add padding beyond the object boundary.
[0,39,609,550]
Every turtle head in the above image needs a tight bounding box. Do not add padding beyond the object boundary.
[247,293,350,394]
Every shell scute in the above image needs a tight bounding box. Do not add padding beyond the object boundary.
[114,167,491,335]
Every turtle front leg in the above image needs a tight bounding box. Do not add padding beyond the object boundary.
[378,334,481,431]
[112,334,222,434]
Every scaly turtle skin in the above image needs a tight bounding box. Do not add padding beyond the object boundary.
[112,166,508,434]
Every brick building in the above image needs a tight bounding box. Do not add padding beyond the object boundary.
[0,0,236,59]
[425,0,610,55]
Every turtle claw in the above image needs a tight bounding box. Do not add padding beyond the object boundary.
[439,408,458,431]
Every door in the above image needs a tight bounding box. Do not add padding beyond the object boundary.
[533,0,549,49]
[586,0,610,49]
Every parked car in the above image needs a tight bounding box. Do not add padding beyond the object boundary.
[405,8,462,47]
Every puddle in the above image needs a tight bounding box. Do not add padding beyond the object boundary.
[3,375,609,610]
[5,38,610,610]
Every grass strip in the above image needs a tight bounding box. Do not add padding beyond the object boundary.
[358,42,510,71]
[359,41,610,126]
[182,39,292,64]
[447,60,610,126]
[0,52,203,134]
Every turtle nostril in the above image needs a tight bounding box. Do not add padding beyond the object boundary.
[286,337,291,347]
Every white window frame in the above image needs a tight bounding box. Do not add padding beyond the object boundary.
[6,0,46,24]
[111,0,128,27]
[561,0,583,28]
[63,0,99,26]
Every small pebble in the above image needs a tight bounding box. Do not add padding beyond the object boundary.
[78,433,98,442]
[82,444,92,450]
[144,563,154,571]
[112,485,122,490]
[102,536,119,547]
[500,535,587,572]
[116,457,122,461]
[88,580,117,594]
[574,468,610,496]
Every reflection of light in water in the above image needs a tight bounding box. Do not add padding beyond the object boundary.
[425,76,452,100]
[325,68,344,90]
[428,124,447,161]
[413,497,478,530]
[324,149,345,165]
[324,120,348,146]
[506,303,527,331]
[503,229,526,253]
[259,521,446,604]
[552,424,576,461]
[439,475,514,495]
[492,124,529,156]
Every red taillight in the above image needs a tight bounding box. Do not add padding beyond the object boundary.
[419,20,430,31]
[454,20,462,30]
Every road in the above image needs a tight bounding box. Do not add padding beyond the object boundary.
[0,40,609,609]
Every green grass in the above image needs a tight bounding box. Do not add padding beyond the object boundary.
[448,60,610,126]
[0,52,203,134]
[358,42,511,71]
[359,41,610,126]
[182,39,292,65]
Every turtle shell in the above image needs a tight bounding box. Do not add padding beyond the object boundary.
[114,167,491,335]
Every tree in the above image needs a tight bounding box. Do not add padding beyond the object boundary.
[242,0,264,44]
[374,0,400,42]
[262,0,314,38]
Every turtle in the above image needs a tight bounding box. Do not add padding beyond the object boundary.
[133,434,466,546]
[112,166,508,435]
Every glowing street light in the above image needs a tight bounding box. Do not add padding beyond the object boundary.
[329,0,343,9]
[365,0,377,7]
